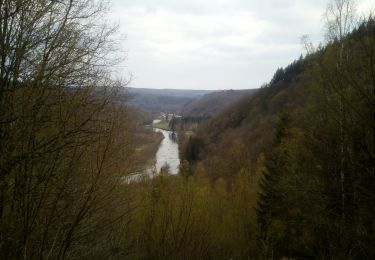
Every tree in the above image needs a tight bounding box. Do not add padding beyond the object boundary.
[325,0,357,42]
[183,136,201,163]
[169,115,177,132]
[314,15,375,256]
[0,0,133,258]
[256,112,292,257]
[321,0,357,232]
[319,3,375,257]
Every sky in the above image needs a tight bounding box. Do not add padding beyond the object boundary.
[109,0,374,90]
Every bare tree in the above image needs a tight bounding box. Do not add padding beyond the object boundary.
[0,0,135,258]
[323,0,357,225]
[325,0,357,42]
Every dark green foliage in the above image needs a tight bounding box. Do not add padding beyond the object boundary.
[256,18,375,259]
[182,136,202,163]
[257,112,291,236]
[270,67,285,85]
[168,116,177,131]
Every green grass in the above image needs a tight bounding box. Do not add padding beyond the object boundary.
[153,121,171,131]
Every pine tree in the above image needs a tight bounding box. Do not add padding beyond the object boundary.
[256,112,291,253]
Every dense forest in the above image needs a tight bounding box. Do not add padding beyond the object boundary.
[181,89,258,118]
[179,5,375,259]
[0,0,374,259]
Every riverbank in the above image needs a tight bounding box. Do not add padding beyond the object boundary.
[130,126,163,173]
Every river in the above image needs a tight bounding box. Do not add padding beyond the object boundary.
[153,120,180,174]
[123,120,180,183]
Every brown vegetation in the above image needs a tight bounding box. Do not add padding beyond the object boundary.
[1,0,374,259]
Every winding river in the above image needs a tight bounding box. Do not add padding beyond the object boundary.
[153,120,180,174]
[123,120,181,183]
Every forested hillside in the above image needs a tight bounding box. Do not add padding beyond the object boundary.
[182,89,258,118]
[180,12,375,259]
[191,55,308,166]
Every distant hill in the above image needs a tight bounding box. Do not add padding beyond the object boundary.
[119,87,213,114]
[119,87,257,116]
[182,89,258,118]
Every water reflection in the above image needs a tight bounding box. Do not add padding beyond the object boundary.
[169,132,177,142]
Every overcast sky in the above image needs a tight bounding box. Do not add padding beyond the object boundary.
[110,0,374,90]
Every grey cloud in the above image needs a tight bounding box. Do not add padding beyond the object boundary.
[111,0,332,89]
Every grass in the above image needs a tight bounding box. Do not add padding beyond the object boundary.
[153,121,171,131]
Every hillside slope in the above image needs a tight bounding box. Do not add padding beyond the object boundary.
[182,89,258,118]
[181,18,375,259]
[194,56,307,166]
